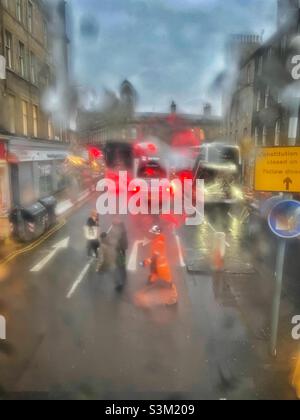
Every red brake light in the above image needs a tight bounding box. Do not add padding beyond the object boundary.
[145,168,155,176]
[88,147,102,159]
[147,143,157,153]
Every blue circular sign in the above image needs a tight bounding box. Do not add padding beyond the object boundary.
[260,195,283,219]
[268,200,300,239]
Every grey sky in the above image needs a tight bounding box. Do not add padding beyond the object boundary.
[68,0,277,114]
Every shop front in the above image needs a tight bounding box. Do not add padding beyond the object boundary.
[0,141,10,240]
[7,138,69,207]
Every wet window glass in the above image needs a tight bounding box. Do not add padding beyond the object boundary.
[1,0,300,403]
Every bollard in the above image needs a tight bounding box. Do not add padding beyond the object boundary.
[212,232,226,272]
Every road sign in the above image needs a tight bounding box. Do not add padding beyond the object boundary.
[268,200,300,239]
[267,198,300,356]
[255,147,300,193]
[260,195,283,219]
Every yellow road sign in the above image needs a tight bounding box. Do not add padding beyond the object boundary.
[255,147,300,193]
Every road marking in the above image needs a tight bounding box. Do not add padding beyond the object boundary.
[66,261,92,299]
[30,237,70,272]
[0,220,66,267]
[55,200,73,216]
[127,241,142,272]
[127,238,151,272]
[175,235,186,267]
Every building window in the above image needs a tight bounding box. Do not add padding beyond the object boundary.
[22,101,28,136]
[275,120,281,146]
[43,20,48,47]
[258,56,263,75]
[48,119,54,139]
[262,126,267,146]
[265,86,270,108]
[254,127,259,146]
[4,31,13,69]
[8,95,16,134]
[16,0,22,22]
[30,52,36,84]
[247,65,251,84]
[281,36,287,55]
[39,165,53,196]
[28,1,33,33]
[0,165,8,216]
[268,48,273,58]
[131,128,138,140]
[19,42,26,78]
[256,91,261,112]
[33,105,38,138]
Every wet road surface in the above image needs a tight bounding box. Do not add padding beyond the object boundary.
[0,198,297,399]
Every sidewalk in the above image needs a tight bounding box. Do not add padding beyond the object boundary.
[55,189,92,217]
[181,206,300,399]
[223,228,300,399]
[0,188,94,263]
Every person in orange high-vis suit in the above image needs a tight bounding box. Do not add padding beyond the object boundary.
[143,226,172,286]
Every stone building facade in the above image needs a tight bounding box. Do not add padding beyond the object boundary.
[225,1,300,187]
[77,82,223,148]
[0,0,71,239]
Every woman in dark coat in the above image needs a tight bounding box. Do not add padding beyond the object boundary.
[110,219,128,290]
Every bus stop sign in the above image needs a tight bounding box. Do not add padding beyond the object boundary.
[268,200,300,239]
[255,147,300,193]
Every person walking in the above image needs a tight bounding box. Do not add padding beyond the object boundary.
[85,210,100,258]
[96,232,116,273]
[109,219,129,290]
